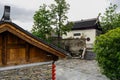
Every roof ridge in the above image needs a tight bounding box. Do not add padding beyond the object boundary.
[73,18,97,23]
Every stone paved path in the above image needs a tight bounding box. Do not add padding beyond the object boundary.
[56,59,110,80]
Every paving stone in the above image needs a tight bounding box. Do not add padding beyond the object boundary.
[56,59,109,80]
[0,64,51,80]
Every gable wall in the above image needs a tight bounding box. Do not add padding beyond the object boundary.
[0,31,54,66]
[0,23,66,58]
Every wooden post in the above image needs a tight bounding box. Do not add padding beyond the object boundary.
[2,33,7,65]
[25,44,30,62]
[52,61,56,80]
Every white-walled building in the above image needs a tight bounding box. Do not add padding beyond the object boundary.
[62,18,102,48]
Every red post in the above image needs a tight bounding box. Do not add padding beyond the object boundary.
[52,61,56,80]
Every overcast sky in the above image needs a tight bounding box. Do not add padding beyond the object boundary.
[0,0,119,31]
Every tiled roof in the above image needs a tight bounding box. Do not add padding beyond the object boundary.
[0,21,70,57]
[72,18,102,31]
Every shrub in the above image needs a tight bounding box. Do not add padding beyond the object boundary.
[94,28,120,80]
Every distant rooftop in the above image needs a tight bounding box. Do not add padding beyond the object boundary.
[72,18,102,31]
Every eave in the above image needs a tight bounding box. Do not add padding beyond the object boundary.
[0,22,69,58]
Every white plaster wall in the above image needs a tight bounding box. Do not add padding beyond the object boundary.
[62,29,96,44]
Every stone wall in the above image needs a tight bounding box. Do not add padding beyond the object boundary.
[84,51,96,60]
[0,62,52,80]
[52,38,96,59]
[64,39,86,57]
[52,38,86,57]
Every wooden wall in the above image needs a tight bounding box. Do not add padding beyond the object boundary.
[0,31,57,66]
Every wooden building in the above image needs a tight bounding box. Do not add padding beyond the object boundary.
[0,6,69,66]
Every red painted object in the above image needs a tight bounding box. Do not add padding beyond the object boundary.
[52,62,56,80]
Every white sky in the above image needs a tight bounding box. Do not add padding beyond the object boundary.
[0,0,117,31]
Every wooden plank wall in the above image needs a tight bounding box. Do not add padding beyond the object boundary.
[0,31,56,66]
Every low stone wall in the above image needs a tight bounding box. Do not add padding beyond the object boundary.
[0,62,52,80]
[52,38,86,57]
[84,51,96,60]
[62,39,86,56]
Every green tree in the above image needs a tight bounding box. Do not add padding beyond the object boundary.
[31,0,73,44]
[50,0,73,44]
[31,4,54,41]
[100,4,120,33]
[94,28,120,80]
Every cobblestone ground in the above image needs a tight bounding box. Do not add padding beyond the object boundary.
[56,59,110,80]
[0,64,52,80]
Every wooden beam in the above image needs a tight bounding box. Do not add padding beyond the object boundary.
[52,55,59,61]
[2,32,8,65]
[25,44,30,62]
[7,44,25,49]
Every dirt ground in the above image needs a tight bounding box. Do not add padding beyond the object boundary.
[56,59,110,80]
